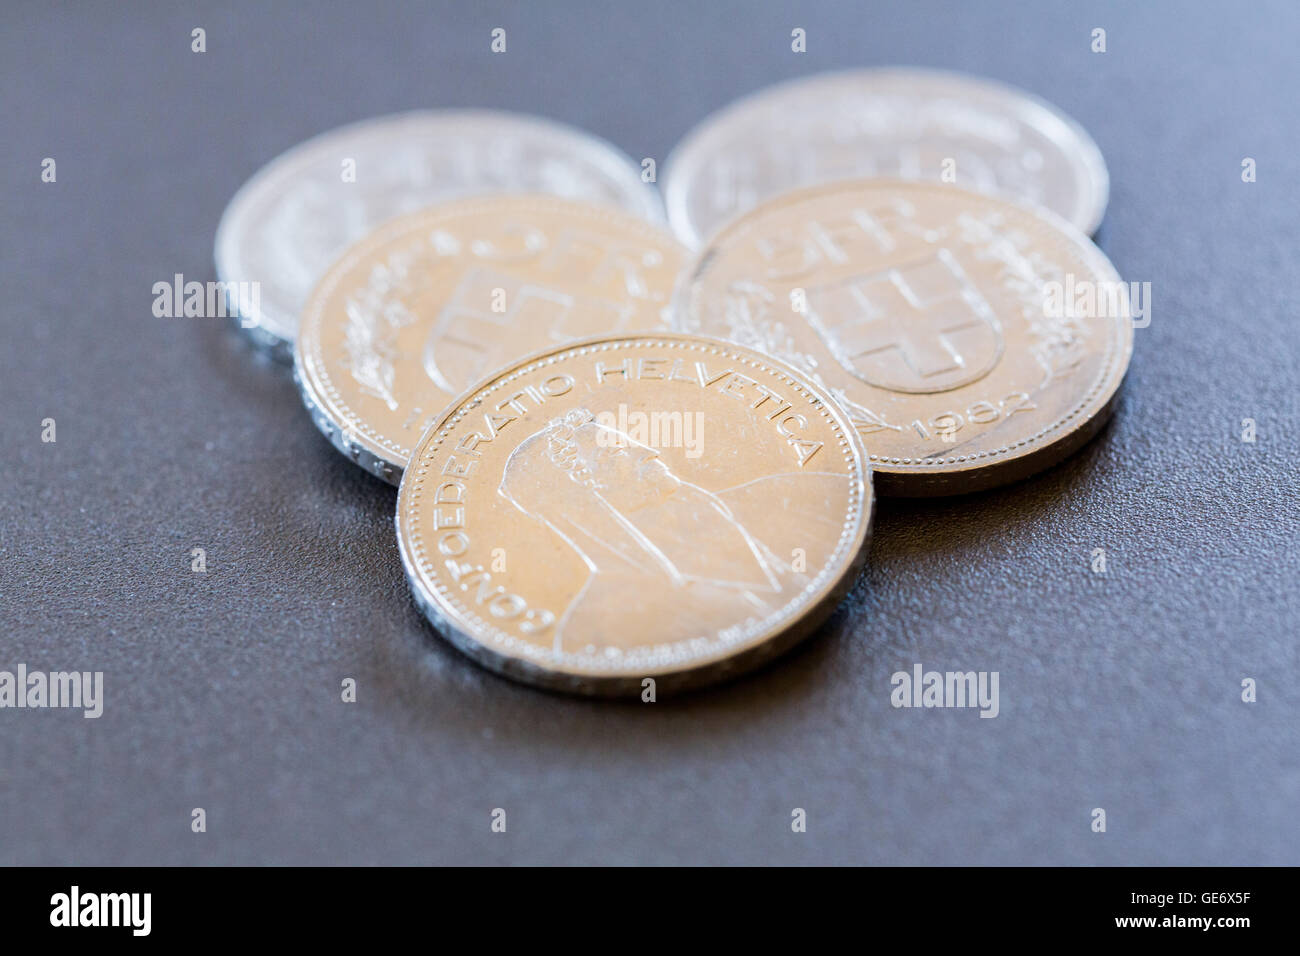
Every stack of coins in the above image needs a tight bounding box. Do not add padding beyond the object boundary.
[214,69,1132,696]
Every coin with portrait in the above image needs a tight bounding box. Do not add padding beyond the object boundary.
[396,333,873,695]
[674,179,1134,495]
[295,195,687,484]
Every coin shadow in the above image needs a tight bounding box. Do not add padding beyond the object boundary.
[194,312,409,587]
[395,565,876,753]
[868,407,1124,562]
[195,312,295,392]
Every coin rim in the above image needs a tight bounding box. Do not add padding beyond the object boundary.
[214,109,665,357]
[395,331,875,696]
[661,66,1110,248]
[294,194,689,486]
[671,177,1134,496]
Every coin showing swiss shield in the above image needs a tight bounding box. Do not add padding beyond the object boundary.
[674,180,1134,495]
[396,333,873,695]
[296,196,687,484]
[663,67,1109,247]
[215,110,662,358]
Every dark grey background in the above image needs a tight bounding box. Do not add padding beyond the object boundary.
[3,0,1297,866]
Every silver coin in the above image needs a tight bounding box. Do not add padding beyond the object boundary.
[663,67,1109,247]
[293,195,687,486]
[395,332,873,696]
[214,110,662,358]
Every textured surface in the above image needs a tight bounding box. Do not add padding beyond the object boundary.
[2,0,1297,865]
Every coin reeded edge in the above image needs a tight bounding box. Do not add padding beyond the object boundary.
[395,332,874,696]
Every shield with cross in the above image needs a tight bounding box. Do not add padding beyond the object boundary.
[802,248,1003,394]
[422,266,633,396]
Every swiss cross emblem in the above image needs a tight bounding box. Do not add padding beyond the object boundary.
[423,266,630,395]
[803,249,1003,394]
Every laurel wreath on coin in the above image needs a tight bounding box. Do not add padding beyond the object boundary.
[341,244,422,411]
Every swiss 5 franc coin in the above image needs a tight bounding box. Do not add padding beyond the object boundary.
[295,195,687,484]
[674,180,1134,495]
[663,67,1109,246]
[216,110,662,358]
[396,333,873,695]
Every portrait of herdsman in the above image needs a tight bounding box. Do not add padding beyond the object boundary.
[498,407,851,652]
